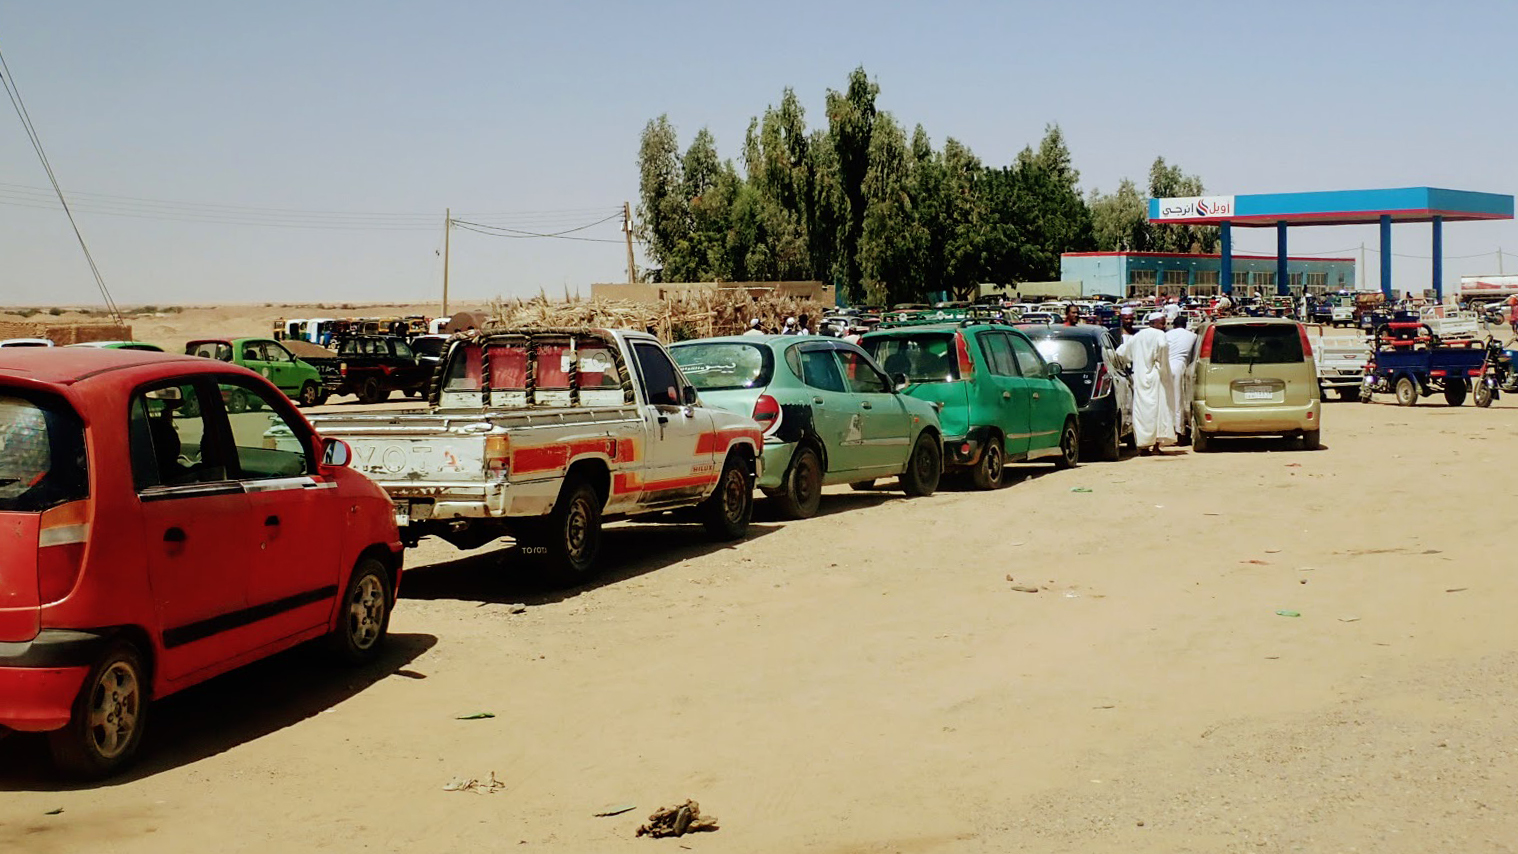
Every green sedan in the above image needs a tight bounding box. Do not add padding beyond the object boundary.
[66,341,165,352]
[671,335,944,519]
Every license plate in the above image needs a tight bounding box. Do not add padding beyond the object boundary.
[1243,389,1274,400]
[394,503,410,527]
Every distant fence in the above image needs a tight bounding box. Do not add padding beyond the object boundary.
[0,322,133,344]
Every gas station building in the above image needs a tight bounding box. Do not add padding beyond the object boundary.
[1060,251,1355,300]
[1147,187,1513,301]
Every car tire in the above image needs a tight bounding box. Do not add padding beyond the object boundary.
[775,446,823,519]
[1053,418,1079,470]
[1443,381,1467,407]
[359,377,389,405]
[299,382,321,408]
[1094,418,1121,462]
[48,642,150,780]
[1193,430,1212,453]
[970,435,1005,490]
[328,557,393,665]
[1395,376,1418,407]
[226,389,248,414]
[700,453,754,540]
[899,433,942,497]
[1301,429,1321,451]
[522,477,603,585]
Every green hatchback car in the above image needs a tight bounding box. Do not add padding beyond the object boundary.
[670,335,944,518]
[184,337,327,407]
[859,320,1081,488]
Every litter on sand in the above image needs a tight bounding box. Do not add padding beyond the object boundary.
[1446,587,1468,593]
[594,804,638,818]
[1275,610,1301,618]
[1338,616,1361,623]
[456,712,496,720]
[443,772,505,794]
[1010,585,1040,594]
[636,800,719,838]
[1070,487,1093,493]
[44,808,63,816]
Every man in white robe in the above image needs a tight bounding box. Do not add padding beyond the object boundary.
[1116,312,1176,454]
[1164,314,1199,440]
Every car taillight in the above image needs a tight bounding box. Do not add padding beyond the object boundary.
[1198,326,1215,359]
[955,333,975,379]
[1297,324,1314,359]
[485,434,511,473]
[38,500,89,604]
[339,362,348,375]
[1091,363,1113,399]
[752,394,782,437]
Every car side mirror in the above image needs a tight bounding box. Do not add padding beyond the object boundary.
[321,437,352,468]
[682,385,699,406]
[891,372,909,390]
[1046,362,1063,378]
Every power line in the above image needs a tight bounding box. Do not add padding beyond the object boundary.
[0,42,121,322]
[451,221,625,244]
[452,212,623,239]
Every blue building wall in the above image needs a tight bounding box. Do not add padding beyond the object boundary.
[1059,252,1357,299]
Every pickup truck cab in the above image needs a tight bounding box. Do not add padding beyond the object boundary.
[186,337,327,407]
[0,348,401,778]
[309,328,762,583]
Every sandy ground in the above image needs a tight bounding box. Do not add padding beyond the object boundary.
[4,390,1518,853]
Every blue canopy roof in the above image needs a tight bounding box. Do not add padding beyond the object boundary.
[1149,187,1513,227]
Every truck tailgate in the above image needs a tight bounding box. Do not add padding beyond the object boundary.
[310,411,491,485]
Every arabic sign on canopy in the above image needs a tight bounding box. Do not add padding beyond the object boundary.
[1155,195,1235,220]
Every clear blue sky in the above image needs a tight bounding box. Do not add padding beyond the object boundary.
[2,0,1516,306]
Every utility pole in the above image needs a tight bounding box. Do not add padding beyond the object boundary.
[1359,242,1365,290]
[442,208,451,317]
[623,201,637,283]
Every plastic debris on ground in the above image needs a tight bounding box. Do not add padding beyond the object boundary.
[443,772,505,794]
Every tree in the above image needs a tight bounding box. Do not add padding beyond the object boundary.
[634,115,685,281]
[825,67,879,302]
[1146,156,1218,254]
[858,114,929,305]
[1089,179,1149,252]
[680,129,738,281]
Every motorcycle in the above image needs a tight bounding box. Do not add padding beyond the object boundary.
[1474,337,1518,408]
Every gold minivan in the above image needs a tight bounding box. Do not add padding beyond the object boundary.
[1190,317,1321,451]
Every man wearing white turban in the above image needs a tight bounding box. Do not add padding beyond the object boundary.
[1116,311,1177,453]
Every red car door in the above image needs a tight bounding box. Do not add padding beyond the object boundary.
[216,378,342,645]
[128,381,257,683]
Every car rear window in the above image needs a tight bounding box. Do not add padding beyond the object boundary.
[412,337,448,357]
[1030,338,1092,371]
[0,391,88,512]
[671,343,772,391]
[861,333,959,383]
[1211,324,1305,365]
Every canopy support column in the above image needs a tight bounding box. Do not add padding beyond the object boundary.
[1431,215,1444,302]
[1276,221,1289,296]
[1380,214,1393,298]
[1220,222,1233,295]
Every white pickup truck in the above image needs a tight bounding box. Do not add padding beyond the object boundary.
[1307,325,1372,400]
[309,328,763,582]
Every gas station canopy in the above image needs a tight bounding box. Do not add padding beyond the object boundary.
[1147,187,1514,299]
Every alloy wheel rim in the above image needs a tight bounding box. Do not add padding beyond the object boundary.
[1063,427,1077,464]
[87,662,140,759]
[348,574,386,650]
[985,444,1002,480]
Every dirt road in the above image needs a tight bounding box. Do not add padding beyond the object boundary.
[4,398,1518,853]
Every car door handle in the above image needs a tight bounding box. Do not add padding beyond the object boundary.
[813,397,824,405]
[1002,391,1012,400]
[163,527,187,543]
[265,515,280,527]
[1032,392,1040,399]
[860,401,872,409]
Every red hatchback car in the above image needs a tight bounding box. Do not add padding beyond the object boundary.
[0,348,402,778]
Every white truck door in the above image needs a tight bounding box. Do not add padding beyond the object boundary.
[626,339,716,505]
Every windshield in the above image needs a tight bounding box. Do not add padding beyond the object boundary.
[861,333,959,384]
[1210,324,1305,365]
[0,391,88,512]
[1030,338,1092,371]
[671,343,772,391]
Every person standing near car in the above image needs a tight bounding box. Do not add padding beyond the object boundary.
[1116,311,1176,455]
[1062,304,1081,326]
[1164,314,1199,440]
[1118,307,1138,342]
[743,318,766,337]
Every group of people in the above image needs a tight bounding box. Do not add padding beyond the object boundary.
[1061,302,1196,456]
[744,314,814,336]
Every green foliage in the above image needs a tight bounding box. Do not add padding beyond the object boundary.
[635,72,1212,302]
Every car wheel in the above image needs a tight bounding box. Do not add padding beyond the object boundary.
[1053,419,1079,470]
[1475,380,1494,408]
[775,446,823,519]
[48,642,149,780]
[328,557,392,665]
[1443,381,1467,407]
[1395,376,1418,407]
[1301,429,1321,451]
[1094,418,1121,462]
[1193,429,1211,453]
[970,435,1005,490]
[899,433,942,497]
[700,453,754,539]
[523,477,603,585]
[226,389,248,414]
[359,377,388,405]
[299,382,321,408]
